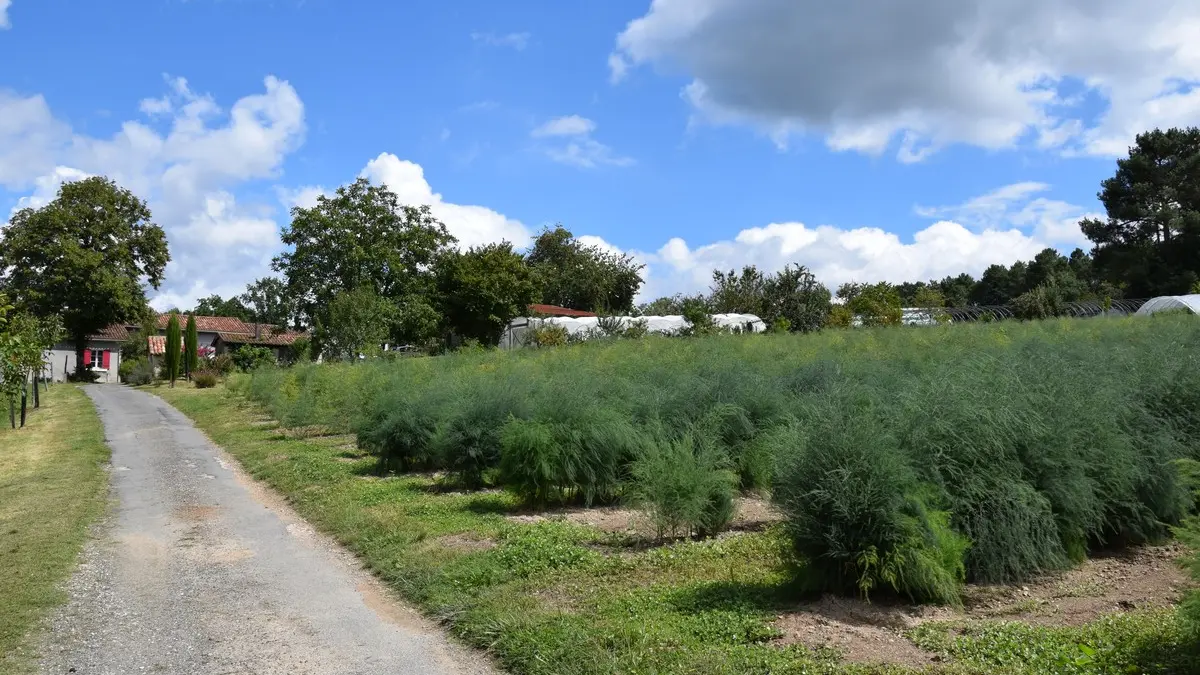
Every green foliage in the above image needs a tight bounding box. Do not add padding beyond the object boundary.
[120,358,155,385]
[437,242,537,346]
[164,313,181,386]
[274,177,455,345]
[1081,127,1200,297]
[193,370,219,389]
[317,286,396,360]
[209,353,235,376]
[193,294,252,321]
[231,345,275,372]
[526,225,644,313]
[240,276,296,329]
[0,177,170,376]
[524,323,569,348]
[184,315,198,380]
[709,264,831,333]
[838,282,903,326]
[630,432,738,539]
[235,315,1200,607]
[680,296,718,336]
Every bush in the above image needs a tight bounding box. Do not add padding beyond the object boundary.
[120,358,155,385]
[209,353,235,375]
[630,431,737,539]
[235,314,1200,604]
[193,370,219,389]
[231,345,275,372]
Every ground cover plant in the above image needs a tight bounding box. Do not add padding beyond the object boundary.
[233,314,1200,605]
[156,376,1200,674]
[0,385,110,673]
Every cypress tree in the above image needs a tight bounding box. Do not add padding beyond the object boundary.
[165,313,181,388]
[184,315,199,381]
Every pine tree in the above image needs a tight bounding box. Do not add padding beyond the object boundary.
[165,313,181,388]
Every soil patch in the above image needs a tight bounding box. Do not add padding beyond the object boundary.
[506,497,782,538]
[772,543,1190,667]
[434,533,497,553]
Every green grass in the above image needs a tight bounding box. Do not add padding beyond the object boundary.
[155,383,1200,674]
[0,385,110,674]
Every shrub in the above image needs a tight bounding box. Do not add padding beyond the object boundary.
[193,370,219,389]
[209,353,235,376]
[525,323,569,348]
[119,358,155,385]
[771,411,968,604]
[630,431,737,539]
[232,345,275,372]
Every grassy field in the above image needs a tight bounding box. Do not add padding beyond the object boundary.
[157,323,1200,675]
[0,385,110,674]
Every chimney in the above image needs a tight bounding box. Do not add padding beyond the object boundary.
[255,322,261,340]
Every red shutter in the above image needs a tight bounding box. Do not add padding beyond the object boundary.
[83,349,92,369]
[102,351,111,369]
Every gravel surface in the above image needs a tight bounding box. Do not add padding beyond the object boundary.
[39,385,495,675]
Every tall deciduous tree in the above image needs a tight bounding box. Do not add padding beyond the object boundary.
[317,286,396,361]
[1081,127,1200,297]
[240,277,296,329]
[184,315,199,381]
[436,243,537,346]
[274,177,455,344]
[193,295,252,321]
[526,225,644,313]
[762,264,832,333]
[0,177,169,377]
[837,282,903,327]
[164,314,181,388]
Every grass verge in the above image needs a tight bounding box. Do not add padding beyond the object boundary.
[153,384,1200,674]
[0,385,110,674]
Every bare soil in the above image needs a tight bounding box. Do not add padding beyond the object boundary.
[505,496,783,538]
[772,543,1190,667]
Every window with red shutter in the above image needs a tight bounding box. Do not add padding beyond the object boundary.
[83,349,92,370]
[102,351,111,369]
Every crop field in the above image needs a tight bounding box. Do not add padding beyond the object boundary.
[161,314,1200,673]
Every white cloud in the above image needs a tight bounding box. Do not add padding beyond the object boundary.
[531,116,634,168]
[10,166,89,214]
[915,182,1101,246]
[471,31,531,50]
[611,0,1200,159]
[1,76,306,311]
[532,115,597,137]
[0,0,10,29]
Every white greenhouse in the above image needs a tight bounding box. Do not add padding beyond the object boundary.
[501,313,766,349]
[1134,295,1200,317]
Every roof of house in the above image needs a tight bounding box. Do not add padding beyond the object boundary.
[88,325,131,341]
[215,330,305,347]
[155,314,255,333]
[527,304,598,318]
[147,335,166,356]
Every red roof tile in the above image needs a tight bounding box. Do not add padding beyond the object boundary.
[527,304,598,318]
[215,330,306,347]
[156,314,255,333]
[88,325,130,341]
[147,335,166,356]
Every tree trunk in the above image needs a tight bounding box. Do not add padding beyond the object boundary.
[20,380,27,428]
[8,401,13,429]
[32,370,40,408]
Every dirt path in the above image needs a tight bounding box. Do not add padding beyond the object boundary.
[39,385,493,675]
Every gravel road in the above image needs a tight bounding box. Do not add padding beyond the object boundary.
[39,385,494,675]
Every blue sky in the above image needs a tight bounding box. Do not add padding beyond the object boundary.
[2,0,1199,308]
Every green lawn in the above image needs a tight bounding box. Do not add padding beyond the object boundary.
[0,385,110,674]
[152,383,1200,675]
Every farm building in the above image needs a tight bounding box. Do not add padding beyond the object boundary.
[501,312,766,349]
[1135,294,1200,316]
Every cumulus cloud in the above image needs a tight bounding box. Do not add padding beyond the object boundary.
[915,183,1102,246]
[610,0,1200,159]
[471,31,531,50]
[0,76,306,311]
[531,115,633,168]
[578,182,1094,302]
[361,153,532,249]
[0,0,10,29]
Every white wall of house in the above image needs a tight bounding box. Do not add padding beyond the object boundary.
[46,340,123,383]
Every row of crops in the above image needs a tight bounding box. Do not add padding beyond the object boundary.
[233,314,1200,604]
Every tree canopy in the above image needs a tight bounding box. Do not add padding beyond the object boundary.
[1081,127,1200,297]
[526,225,644,313]
[437,243,537,346]
[0,177,170,374]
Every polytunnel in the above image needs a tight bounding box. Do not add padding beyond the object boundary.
[1134,295,1200,316]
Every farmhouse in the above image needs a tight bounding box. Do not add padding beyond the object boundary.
[46,315,307,383]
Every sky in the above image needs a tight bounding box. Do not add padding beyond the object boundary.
[2,0,1199,310]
